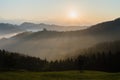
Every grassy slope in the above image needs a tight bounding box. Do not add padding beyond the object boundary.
[0,71,120,80]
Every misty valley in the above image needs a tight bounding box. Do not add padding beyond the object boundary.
[0,18,120,72]
[1,0,120,80]
[0,18,120,60]
[0,18,120,80]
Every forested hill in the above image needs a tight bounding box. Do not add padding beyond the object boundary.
[0,50,47,71]
[1,40,120,72]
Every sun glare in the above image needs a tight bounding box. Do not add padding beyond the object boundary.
[65,8,81,25]
[68,10,78,19]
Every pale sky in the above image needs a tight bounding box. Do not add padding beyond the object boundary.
[0,0,120,25]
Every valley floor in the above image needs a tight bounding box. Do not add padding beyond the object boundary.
[0,71,120,80]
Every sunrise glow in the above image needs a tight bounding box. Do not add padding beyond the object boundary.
[68,10,78,19]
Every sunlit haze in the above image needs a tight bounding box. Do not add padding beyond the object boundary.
[69,11,78,19]
[0,0,120,25]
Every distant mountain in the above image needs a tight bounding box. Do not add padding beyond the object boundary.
[0,23,24,35]
[0,18,120,60]
[20,22,86,31]
[0,22,86,39]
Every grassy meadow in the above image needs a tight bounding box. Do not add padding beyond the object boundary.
[0,71,120,80]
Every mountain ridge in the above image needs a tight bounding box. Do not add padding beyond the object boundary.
[0,18,120,60]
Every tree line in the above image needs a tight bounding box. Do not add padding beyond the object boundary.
[0,41,120,72]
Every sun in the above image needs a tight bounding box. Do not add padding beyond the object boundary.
[65,8,81,25]
[68,10,78,19]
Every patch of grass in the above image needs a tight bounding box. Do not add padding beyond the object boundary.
[0,71,120,80]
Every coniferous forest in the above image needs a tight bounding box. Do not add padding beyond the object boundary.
[0,40,120,72]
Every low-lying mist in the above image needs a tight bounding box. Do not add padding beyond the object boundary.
[0,33,97,61]
[0,33,20,39]
[0,18,120,61]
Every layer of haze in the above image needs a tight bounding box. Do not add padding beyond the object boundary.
[0,0,120,25]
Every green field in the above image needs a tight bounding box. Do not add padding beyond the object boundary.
[0,71,120,80]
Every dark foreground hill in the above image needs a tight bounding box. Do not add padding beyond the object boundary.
[1,40,120,72]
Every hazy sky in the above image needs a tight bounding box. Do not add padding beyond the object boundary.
[0,0,120,25]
